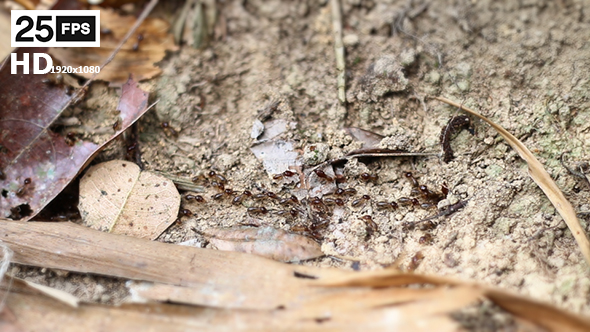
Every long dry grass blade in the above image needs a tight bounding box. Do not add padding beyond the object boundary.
[434,96,590,267]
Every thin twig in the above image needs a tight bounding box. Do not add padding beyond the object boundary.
[337,151,439,161]
[309,150,439,174]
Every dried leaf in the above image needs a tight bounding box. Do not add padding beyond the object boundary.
[49,6,177,85]
[250,140,302,175]
[201,226,323,262]
[0,282,462,332]
[484,287,590,332]
[316,266,590,332]
[344,127,384,148]
[78,160,180,240]
[435,96,590,267]
[0,72,150,221]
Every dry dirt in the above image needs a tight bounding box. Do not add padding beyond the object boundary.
[11,0,590,322]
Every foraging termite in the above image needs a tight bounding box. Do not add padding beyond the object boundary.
[324,198,345,206]
[407,252,425,271]
[404,200,469,229]
[419,233,433,245]
[208,170,227,184]
[376,201,398,210]
[179,209,192,217]
[15,178,32,197]
[404,171,419,187]
[351,194,371,208]
[211,193,224,200]
[360,172,378,182]
[41,74,64,86]
[335,187,357,196]
[232,190,252,205]
[314,169,334,182]
[360,215,378,236]
[224,188,237,196]
[112,117,122,131]
[211,181,225,191]
[247,206,268,215]
[398,197,419,206]
[132,33,144,51]
[279,195,299,205]
[161,122,178,136]
[185,194,205,202]
[273,170,297,181]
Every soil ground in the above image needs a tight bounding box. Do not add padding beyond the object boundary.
[10,0,590,323]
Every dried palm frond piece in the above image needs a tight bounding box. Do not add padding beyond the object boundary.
[0,220,589,331]
[434,96,590,267]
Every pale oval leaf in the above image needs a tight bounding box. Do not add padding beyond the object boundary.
[201,226,324,262]
[78,160,180,240]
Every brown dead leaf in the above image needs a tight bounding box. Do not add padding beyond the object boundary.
[1,280,464,332]
[316,268,590,332]
[434,96,590,267]
[344,127,385,148]
[0,54,150,221]
[49,6,177,85]
[78,160,180,240]
[201,226,324,262]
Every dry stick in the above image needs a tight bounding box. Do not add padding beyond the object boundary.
[435,96,590,267]
[0,221,335,310]
[309,150,439,175]
[331,0,345,104]
[335,151,438,162]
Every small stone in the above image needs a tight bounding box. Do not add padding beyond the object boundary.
[303,143,329,166]
[456,62,472,77]
[343,34,359,46]
[457,80,470,91]
[399,49,416,67]
[216,153,238,171]
[426,71,441,84]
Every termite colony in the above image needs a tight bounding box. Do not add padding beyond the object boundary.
[180,166,456,242]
